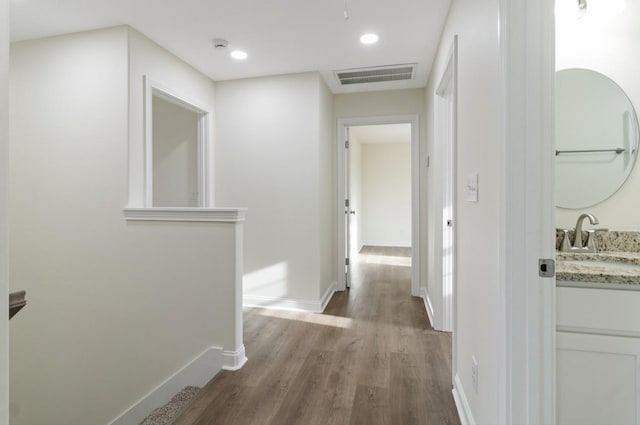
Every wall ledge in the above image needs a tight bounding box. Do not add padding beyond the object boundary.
[123,207,247,223]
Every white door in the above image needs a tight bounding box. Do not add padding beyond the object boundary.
[436,37,457,334]
[441,92,454,333]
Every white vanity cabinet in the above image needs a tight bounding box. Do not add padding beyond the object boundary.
[556,286,640,425]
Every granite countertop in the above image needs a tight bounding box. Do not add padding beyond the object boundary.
[556,251,640,287]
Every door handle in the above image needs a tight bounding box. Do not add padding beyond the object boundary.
[350,210,356,215]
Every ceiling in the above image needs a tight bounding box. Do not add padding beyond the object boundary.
[9,0,451,94]
[350,124,411,144]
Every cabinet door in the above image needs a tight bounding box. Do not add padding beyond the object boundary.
[557,331,640,425]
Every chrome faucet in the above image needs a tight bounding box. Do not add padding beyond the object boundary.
[560,213,599,252]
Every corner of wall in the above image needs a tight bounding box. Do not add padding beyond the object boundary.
[0,0,9,420]
[222,345,247,371]
[318,72,337,298]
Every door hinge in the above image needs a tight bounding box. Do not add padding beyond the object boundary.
[345,140,350,149]
[345,199,349,208]
[539,259,555,278]
[345,258,350,266]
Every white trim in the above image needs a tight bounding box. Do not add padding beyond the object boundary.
[244,281,337,313]
[143,75,212,208]
[222,345,248,371]
[499,0,556,423]
[420,287,435,328]
[123,207,247,222]
[0,0,8,420]
[557,325,640,339]
[362,241,411,248]
[196,107,211,207]
[110,346,223,425]
[337,115,420,296]
[557,280,640,292]
[453,374,476,425]
[320,281,338,311]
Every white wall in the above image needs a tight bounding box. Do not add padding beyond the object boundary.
[555,2,640,230]
[215,72,335,306]
[0,0,8,421]
[361,143,411,246]
[333,89,427,119]
[127,20,241,370]
[152,95,199,207]
[9,27,239,425]
[425,0,502,423]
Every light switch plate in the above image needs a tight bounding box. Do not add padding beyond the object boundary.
[467,173,478,202]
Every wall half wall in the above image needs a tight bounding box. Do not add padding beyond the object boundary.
[9,26,240,425]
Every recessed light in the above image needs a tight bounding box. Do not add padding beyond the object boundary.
[230,50,248,60]
[360,33,379,45]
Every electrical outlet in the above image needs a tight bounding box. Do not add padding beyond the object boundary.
[471,356,479,393]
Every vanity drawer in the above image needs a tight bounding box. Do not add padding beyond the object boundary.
[557,286,640,336]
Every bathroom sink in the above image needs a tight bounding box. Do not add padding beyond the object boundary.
[563,260,640,272]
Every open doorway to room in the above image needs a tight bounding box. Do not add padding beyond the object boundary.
[347,123,412,278]
[337,116,420,296]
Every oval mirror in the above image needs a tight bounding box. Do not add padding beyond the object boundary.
[556,68,639,209]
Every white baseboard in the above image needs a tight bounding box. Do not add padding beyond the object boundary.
[452,373,475,425]
[110,346,223,425]
[320,281,337,311]
[223,345,247,371]
[420,287,436,327]
[363,241,412,248]
[243,281,337,313]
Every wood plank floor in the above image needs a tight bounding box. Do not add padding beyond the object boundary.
[173,246,461,425]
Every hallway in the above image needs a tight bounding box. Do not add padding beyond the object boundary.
[173,246,460,425]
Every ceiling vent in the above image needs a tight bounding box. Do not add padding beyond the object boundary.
[334,64,417,86]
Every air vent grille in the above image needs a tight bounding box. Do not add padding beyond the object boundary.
[335,64,417,86]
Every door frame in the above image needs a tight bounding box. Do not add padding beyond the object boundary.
[433,36,458,334]
[499,0,556,422]
[336,115,420,296]
[143,76,211,208]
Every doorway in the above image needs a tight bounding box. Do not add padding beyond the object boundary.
[347,123,412,272]
[336,115,420,296]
